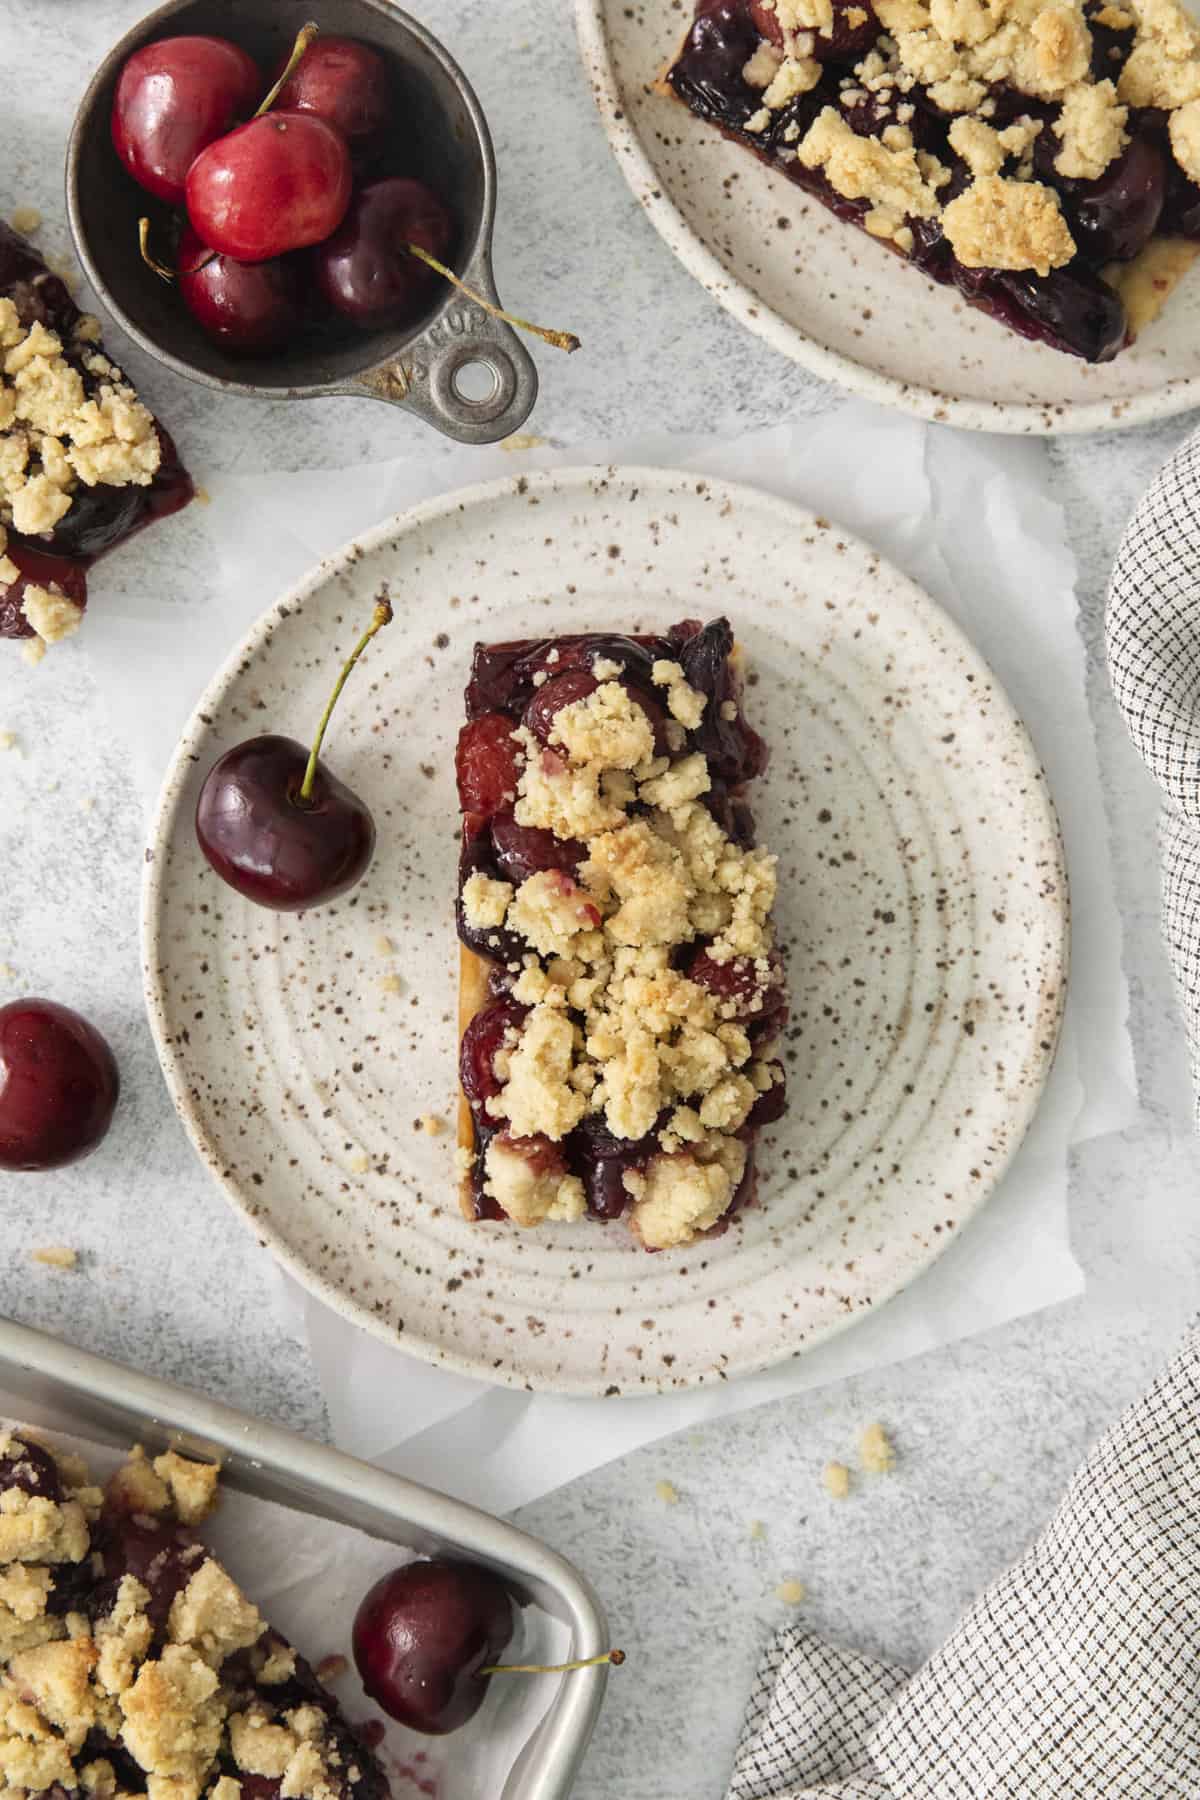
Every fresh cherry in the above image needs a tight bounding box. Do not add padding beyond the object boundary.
[195,601,391,910]
[186,111,352,262]
[352,1559,623,1737]
[112,35,262,205]
[272,35,390,149]
[313,177,454,330]
[0,545,87,641]
[455,713,524,818]
[0,999,119,1171]
[177,224,305,354]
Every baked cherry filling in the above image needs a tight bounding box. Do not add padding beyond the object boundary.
[456,618,789,1251]
[664,0,1200,362]
[0,219,192,654]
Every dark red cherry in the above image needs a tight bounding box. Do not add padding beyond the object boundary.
[93,1511,204,1633]
[688,949,787,1026]
[1050,133,1165,264]
[523,670,671,754]
[0,999,119,1171]
[177,225,305,355]
[313,177,454,330]
[749,0,785,39]
[747,1061,788,1127]
[195,602,389,910]
[186,112,352,262]
[490,813,583,883]
[0,545,87,641]
[271,36,390,147]
[459,998,528,1112]
[456,713,524,818]
[990,263,1127,362]
[352,1560,515,1735]
[112,35,262,205]
[195,735,375,911]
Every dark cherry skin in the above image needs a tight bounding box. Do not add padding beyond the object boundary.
[177,224,305,355]
[195,735,376,912]
[456,712,524,819]
[352,1559,515,1735]
[0,999,119,1172]
[313,177,454,330]
[111,35,262,205]
[491,812,583,883]
[0,1438,61,1500]
[0,544,88,640]
[186,112,352,263]
[273,35,390,147]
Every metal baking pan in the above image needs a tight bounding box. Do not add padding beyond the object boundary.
[0,1314,607,1798]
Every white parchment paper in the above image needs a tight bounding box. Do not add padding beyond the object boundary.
[85,402,1138,1514]
[0,1415,567,1800]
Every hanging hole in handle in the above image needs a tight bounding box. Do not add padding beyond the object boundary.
[452,358,502,406]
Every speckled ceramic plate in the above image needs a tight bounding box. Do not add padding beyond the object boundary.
[576,0,1200,433]
[143,467,1067,1395]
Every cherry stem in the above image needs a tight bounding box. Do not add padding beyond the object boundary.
[298,598,393,805]
[404,245,581,354]
[256,21,320,118]
[138,218,175,285]
[480,1649,625,1678]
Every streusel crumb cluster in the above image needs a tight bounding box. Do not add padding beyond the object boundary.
[460,637,785,1250]
[0,1432,385,1800]
[741,0,1200,269]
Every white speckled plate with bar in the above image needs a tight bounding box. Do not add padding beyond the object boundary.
[143,467,1067,1396]
[576,0,1200,434]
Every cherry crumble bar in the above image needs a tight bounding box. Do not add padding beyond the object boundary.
[455,619,789,1252]
[0,1430,388,1800]
[663,0,1200,362]
[0,219,192,663]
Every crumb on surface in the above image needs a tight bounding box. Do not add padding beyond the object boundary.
[10,207,42,234]
[655,1480,680,1506]
[21,639,45,667]
[501,432,546,451]
[775,1580,806,1606]
[80,796,95,814]
[822,1460,852,1500]
[416,1113,445,1137]
[0,730,17,752]
[193,484,212,505]
[859,1422,896,1474]
[315,1653,348,1684]
[348,1153,371,1175]
[0,963,14,981]
[31,1246,77,1270]
[373,934,395,956]
[378,974,403,996]
[748,1518,766,1540]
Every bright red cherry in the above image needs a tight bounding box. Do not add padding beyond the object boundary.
[272,35,390,147]
[352,1561,515,1735]
[313,177,454,330]
[195,601,391,911]
[185,112,352,263]
[0,545,87,643]
[177,224,305,355]
[0,999,119,1171]
[111,35,262,205]
[455,713,524,818]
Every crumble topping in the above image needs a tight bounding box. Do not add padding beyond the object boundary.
[0,1489,90,1566]
[859,1421,897,1472]
[20,584,84,647]
[168,1561,263,1669]
[941,175,1075,272]
[0,300,161,540]
[948,114,1042,177]
[152,1451,220,1527]
[1054,78,1129,177]
[462,631,785,1246]
[1119,0,1200,105]
[799,107,942,244]
[120,1645,226,1782]
[1169,94,1200,179]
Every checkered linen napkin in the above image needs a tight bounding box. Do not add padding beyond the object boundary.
[1108,428,1200,1119]
[727,1321,1200,1799]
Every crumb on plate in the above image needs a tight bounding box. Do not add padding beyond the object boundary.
[416,1113,445,1137]
[378,973,403,996]
[822,1461,852,1500]
[374,934,395,956]
[859,1422,896,1474]
[31,1246,77,1270]
[348,1152,371,1175]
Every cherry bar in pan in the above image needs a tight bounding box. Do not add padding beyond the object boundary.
[455,618,789,1252]
[0,218,192,662]
[663,0,1200,362]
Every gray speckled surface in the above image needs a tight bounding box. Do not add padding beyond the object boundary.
[1,3,1199,1796]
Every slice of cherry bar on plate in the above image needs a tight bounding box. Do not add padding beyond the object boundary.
[662,0,1200,361]
[455,617,789,1252]
[0,219,192,663]
[0,1429,388,1798]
